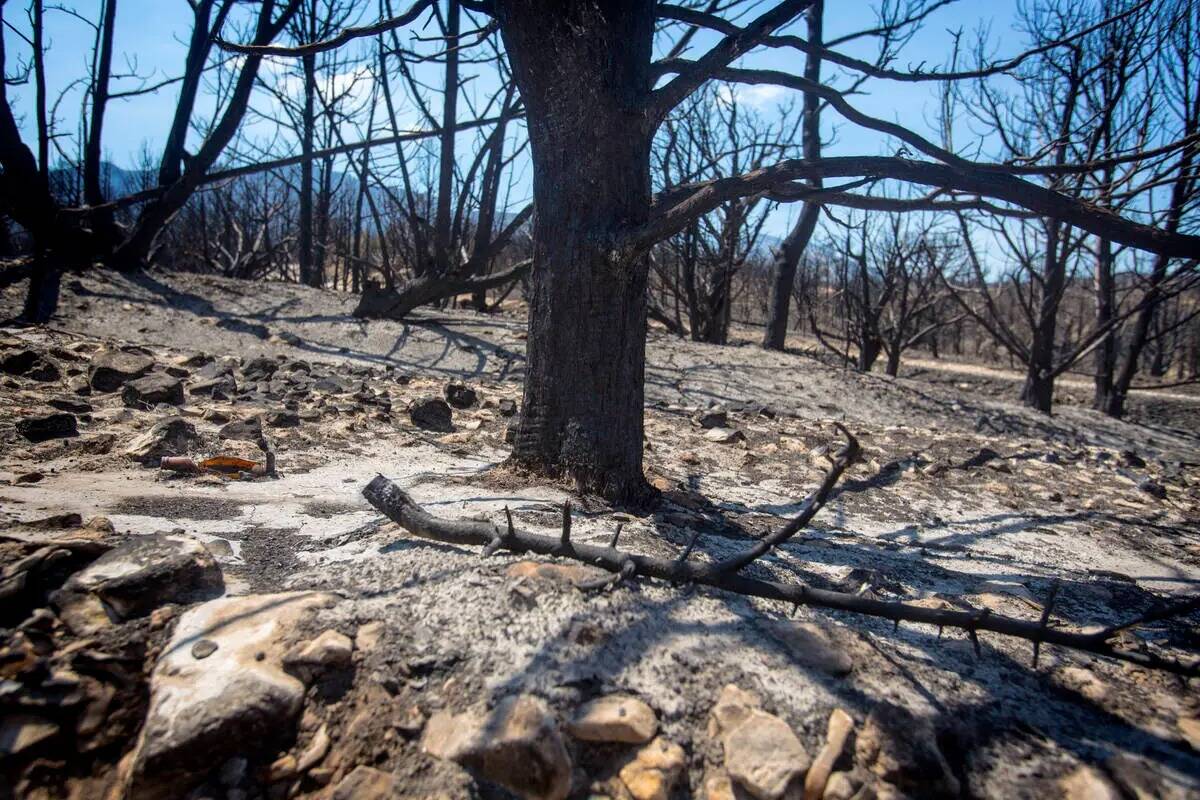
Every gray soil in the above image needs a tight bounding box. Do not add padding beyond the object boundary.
[1,270,1198,799]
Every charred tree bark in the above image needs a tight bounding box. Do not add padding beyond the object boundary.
[762,0,822,351]
[497,0,656,505]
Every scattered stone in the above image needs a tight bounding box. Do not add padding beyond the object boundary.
[409,397,454,432]
[395,704,427,737]
[189,376,237,400]
[423,693,572,800]
[47,396,92,413]
[704,427,745,444]
[760,620,854,676]
[619,736,686,800]
[1,350,60,381]
[330,766,399,800]
[265,409,300,428]
[695,409,728,429]
[89,348,155,392]
[191,639,219,659]
[15,470,45,484]
[0,714,58,757]
[855,703,959,799]
[283,629,354,682]
[444,381,478,408]
[124,417,200,464]
[822,772,858,800]
[722,710,810,800]
[242,356,280,382]
[708,684,763,739]
[1138,478,1166,499]
[803,708,854,800]
[122,373,184,408]
[124,592,335,800]
[568,695,658,744]
[220,416,264,441]
[265,754,297,782]
[16,411,77,442]
[296,724,330,773]
[1059,765,1122,800]
[498,398,518,416]
[52,531,224,634]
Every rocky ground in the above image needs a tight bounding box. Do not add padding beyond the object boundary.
[0,270,1198,800]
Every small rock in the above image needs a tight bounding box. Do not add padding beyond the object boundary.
[723,710,810,800]
[855,703,959,799]
[191,639,219,659]
[330,766,399,800]
[51,531,224,634]
[47,396,92,413]
[507,560,608,590]
[17,412,77,442]
[1059,765,1122,800]
[568,695,658,744]
[1,350,60,381]
[189,376,237,400]
[444,382,478,408]
[423,694,572,800]
[695,409,728,429]
[1138,478,1166,499]
[265,409,300,428]
[89,348,155,392]
[0,714,58,757]
[803,708,853,800]
[822,772,858,800]
[296,724,330,772]
[708,684,763,739]
[15,471,45,484]
[124,417,200,464]
[619,736,686,800]
[498,398,518,416]
[760,620,853,676]
[122,373,184,408]
[265,754,297,783]
[283,629,353,683]
[704,427,745,444]
[220,416,263,441]
[410,397,454,432]
[242,356,280,382]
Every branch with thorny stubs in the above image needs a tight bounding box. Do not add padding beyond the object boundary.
[361,425,1200,678]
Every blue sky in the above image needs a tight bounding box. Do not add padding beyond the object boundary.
[2,1,1022,238]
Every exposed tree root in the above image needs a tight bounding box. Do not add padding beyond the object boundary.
[362,425,1200,678]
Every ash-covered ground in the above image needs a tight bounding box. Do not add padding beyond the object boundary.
[1,271,1198,800]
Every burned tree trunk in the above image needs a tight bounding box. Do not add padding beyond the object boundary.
[496,0,656,504]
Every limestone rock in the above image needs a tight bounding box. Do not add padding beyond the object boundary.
[16,411,77,442]
[1059,765,1122,800]
[242,356,280,382]
[568,695,658,744]
[124,417,200,464]
[855,703,958,799]
[219,416,263,441]
[760,620,854,676]
[822,772,858,800]
[331,766,399,799]
[124,592,335,800]
[90,348,155,392]
[423,694,571,800]
[498,398,518,416]
[51,532,223,634]
[122,373,184,408]
[618,736,686,800]
[723,710,810,800]
[708,684,763,739]
[803,708,854,800]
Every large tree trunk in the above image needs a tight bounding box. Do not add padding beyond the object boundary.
[298,47,317,287]
[497,0,655,505]
[1022,219,1067,414]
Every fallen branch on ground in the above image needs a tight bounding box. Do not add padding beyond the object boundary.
[361,426,1200,678]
